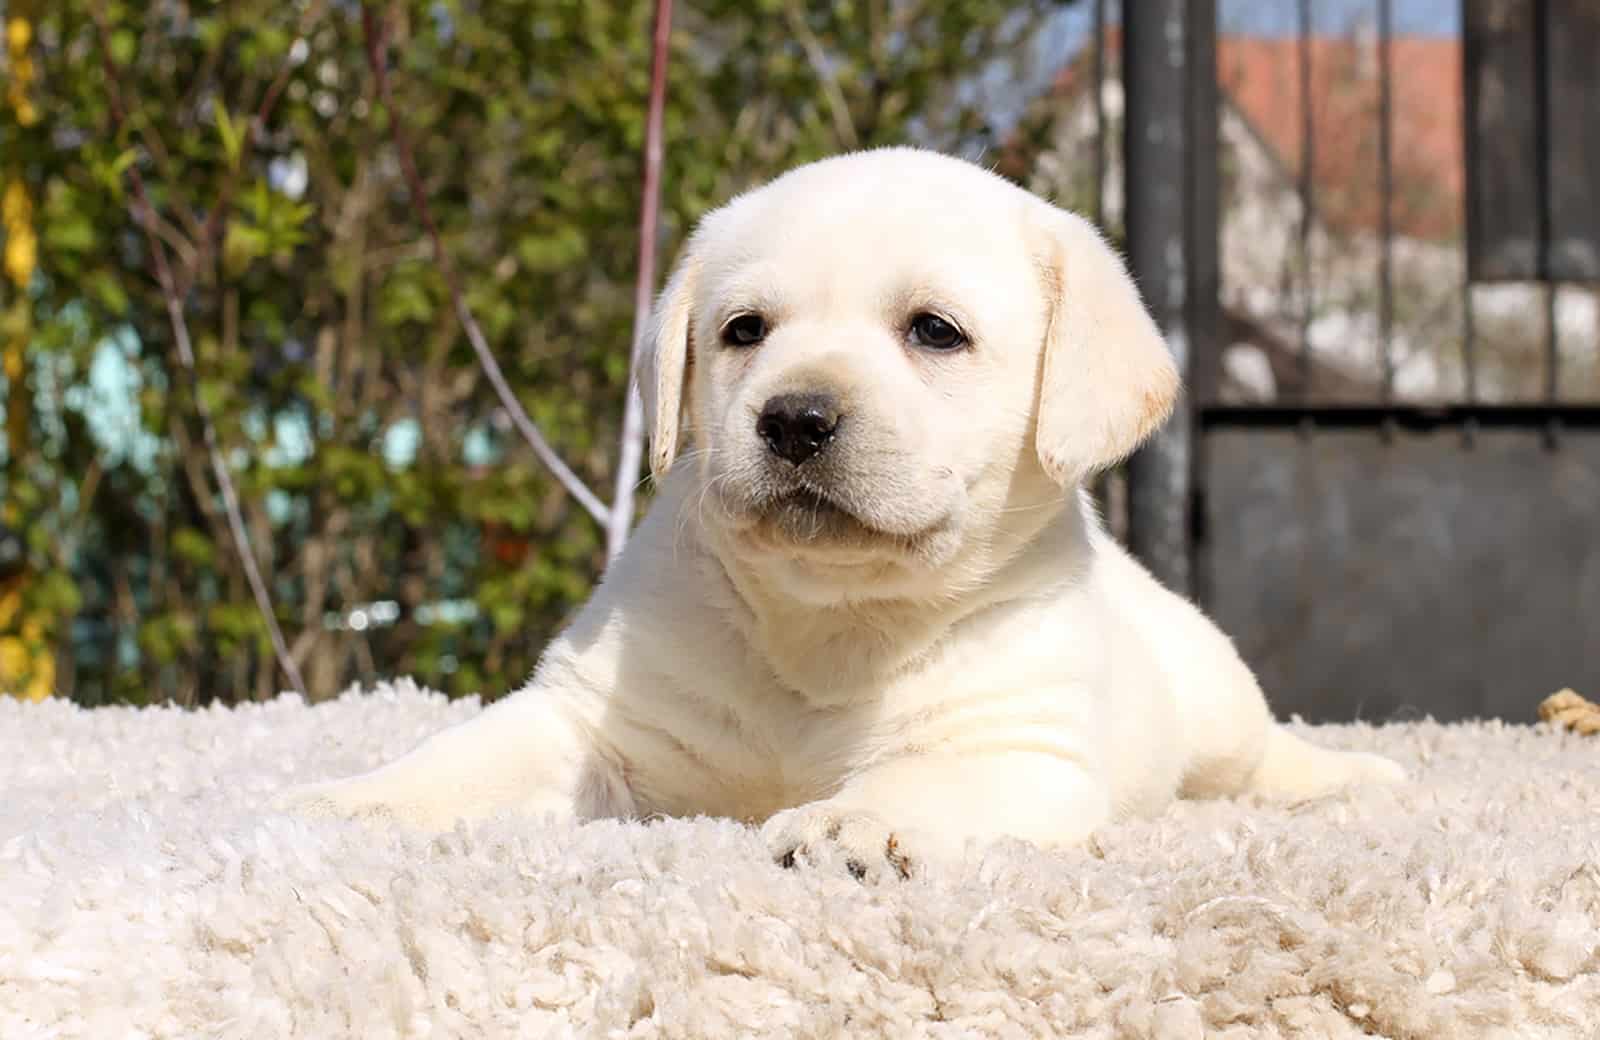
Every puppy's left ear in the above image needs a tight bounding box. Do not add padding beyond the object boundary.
[1032,209,1180,487]
[637,252,697,481]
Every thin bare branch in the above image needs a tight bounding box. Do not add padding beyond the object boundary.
[360,2,608,526]
[92,5,310,702]
[782,1,859,150]
[608,0,675,561]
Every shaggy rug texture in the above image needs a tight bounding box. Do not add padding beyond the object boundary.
[3,680,1599,1039]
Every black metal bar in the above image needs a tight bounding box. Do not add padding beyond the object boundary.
[1185,0,1219,606]
[1534,0,1559,402]
[1545,281,1561,404]
[1462,0,1545,283]
[1186,0,1220,409]
[1543,0,1600,284]
[1123,0,1192,595]
[1087,0,1111,534]
[1296,0,1315,400]
[1459,2,1479,402]
[1091,0,1106,229]
[1461,281,1478,402]
[1199,404,1600,431]
[1377,0,1394,403]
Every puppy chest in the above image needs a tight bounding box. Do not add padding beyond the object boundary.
[609,695,850,822]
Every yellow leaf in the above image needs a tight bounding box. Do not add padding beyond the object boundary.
[1,228,34,287]
[0,634,53,701]
[5,16,31,54]
[1,179,36,288]
[0,178,28,225]
[0,588,53,702]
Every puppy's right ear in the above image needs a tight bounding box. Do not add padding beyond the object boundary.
[637,252,697,481]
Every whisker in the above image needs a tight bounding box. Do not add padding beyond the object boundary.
[989,499,1067,516]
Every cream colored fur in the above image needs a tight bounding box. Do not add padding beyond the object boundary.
[281,148,1404,877]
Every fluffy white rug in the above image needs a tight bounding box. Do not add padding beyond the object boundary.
[3,680,1598,1039]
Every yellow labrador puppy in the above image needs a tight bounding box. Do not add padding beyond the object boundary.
[282,148,1403,879]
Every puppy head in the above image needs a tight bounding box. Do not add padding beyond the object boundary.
[640,148,1177,599]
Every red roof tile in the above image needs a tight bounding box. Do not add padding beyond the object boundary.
[1218,34,1463,240]
[1025,28,1465,241]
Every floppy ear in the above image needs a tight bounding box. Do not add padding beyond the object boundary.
[636,252,697,481]
[1033,210,1181,487]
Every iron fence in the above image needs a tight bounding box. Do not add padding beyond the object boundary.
[1019,0,1600,719]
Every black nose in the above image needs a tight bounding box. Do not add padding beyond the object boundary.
[756,392,841,466]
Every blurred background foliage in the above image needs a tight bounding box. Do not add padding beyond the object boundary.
[0,0,1070,705]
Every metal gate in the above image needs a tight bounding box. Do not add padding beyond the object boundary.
[1056,0,1600,722]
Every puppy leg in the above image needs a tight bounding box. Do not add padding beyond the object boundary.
[275,688,630,830]
[1176,680,1406,804]
[762,751,1111,880]
[1241,724,1406,803]
[1101,546,1407,804]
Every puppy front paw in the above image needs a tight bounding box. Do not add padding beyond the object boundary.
[761,803,917,883]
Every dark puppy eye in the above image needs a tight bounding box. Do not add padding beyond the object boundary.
[721,313,767,347]
[909,312,966,351]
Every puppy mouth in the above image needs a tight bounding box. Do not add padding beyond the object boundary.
[774,486,844,514]
[760,485,874,540]
[709,463,959,560]
[710,474,899,551]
